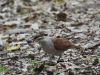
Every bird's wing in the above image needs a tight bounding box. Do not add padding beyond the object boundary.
[51,38,75,50]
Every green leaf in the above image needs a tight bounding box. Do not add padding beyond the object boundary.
[0,67,5,70]
[36,62,39,64]
[0,66,2,68]
[67,13,70,15]
[37,65,39,68]
[30,61,36,64]
[0,68,3,70]
[97,59,99,62]
[33,68,35,70]
[30,68,33,70]
[19,10,24,14]
[54,0,64,2]
[19,54,21,57]
[0,65,10,73]
[45,65,49,67]
[55,65,57,67]
[92,56,97,60]
[96,68,98,70]
[3,69,9,73]
[92,56,99,62]
[5,66,8,68]
[30,61,39,64]
[33,65,37,68]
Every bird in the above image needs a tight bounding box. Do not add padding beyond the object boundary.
[33,34,84,56]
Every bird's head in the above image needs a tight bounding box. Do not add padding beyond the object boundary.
[33,34,44,42]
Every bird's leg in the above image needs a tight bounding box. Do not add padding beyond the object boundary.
[38,46,42,54]
[50,55,55,59]
[57,55,61,63]
[48,54,55,62]
[57,55,64,63]
[51,55,61,62]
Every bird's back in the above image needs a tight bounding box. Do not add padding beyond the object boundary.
[50,38,75,50]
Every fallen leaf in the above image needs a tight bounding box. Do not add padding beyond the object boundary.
[87,41,100,48]
[53,0,64,2]
[82,55,91,60]
[6,43,20,50]
[0,35,10,38]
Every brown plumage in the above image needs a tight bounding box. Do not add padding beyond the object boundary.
[51,38,75,50]
[34,34,84,56]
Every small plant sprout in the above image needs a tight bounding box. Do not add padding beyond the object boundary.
[0,66,10,73]
[19,10,24,14]
[45,65,49,67]
[92,56,99,61]
[55,65,58,68]
[30,61,40,71]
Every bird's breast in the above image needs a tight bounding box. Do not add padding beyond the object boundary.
[40,38,54,50]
